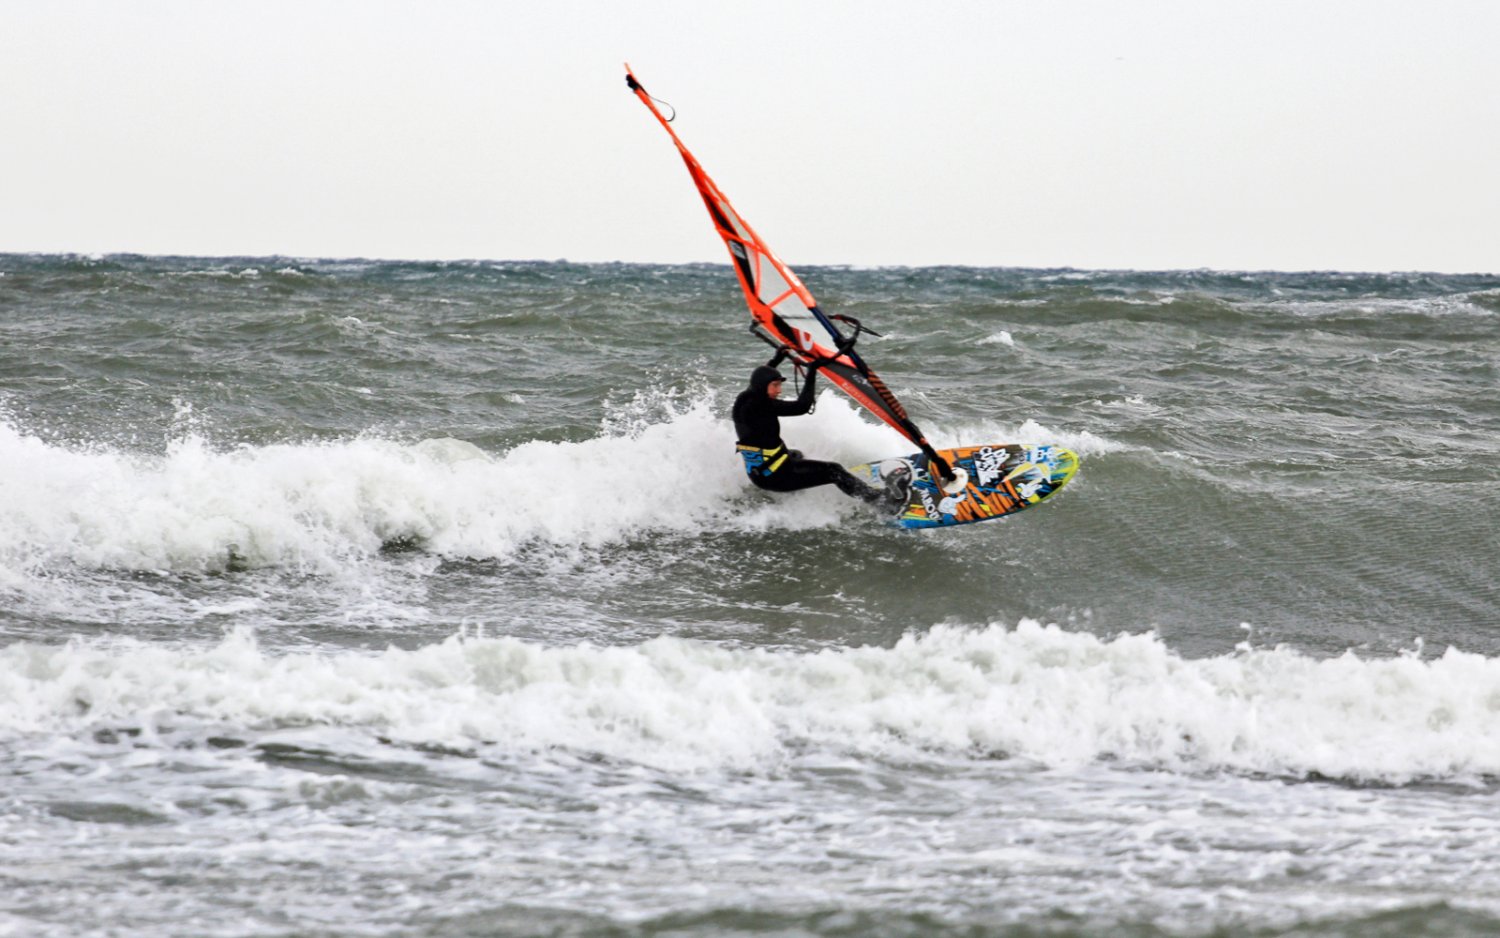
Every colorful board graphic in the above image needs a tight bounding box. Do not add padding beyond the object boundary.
[852,444,1079,529]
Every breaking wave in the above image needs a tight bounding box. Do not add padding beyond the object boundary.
[4,622,1496,785]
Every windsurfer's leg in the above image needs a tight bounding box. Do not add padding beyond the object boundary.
[759,458,882,504]
[832,468,884,505]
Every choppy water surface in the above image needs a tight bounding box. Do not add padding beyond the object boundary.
[2,254,1498,936]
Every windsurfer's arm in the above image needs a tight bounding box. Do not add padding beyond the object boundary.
[773,359,823,416]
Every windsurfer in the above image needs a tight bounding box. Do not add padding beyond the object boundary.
[733,353,910,512]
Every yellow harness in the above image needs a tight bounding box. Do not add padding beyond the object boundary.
[736,443,789,477]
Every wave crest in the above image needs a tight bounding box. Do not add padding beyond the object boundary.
[4,623,1496,784]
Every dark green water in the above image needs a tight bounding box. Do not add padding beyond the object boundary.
[2,254,1498,936]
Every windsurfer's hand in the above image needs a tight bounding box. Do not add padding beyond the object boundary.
[806,357,827,372]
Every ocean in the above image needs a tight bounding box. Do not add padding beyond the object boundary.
[2,253,1498,937]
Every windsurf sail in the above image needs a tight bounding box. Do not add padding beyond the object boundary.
[625,65,951,479]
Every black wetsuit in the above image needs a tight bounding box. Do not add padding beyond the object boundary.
[732,364,883,503]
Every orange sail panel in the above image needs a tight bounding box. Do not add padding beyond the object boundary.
[625,65,929,452]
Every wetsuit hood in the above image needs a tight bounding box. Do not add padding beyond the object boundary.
[749,365,785,393]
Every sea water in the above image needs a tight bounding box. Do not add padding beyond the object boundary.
[2,254,1499,936]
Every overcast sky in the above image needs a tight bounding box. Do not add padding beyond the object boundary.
[3,1,1496,272]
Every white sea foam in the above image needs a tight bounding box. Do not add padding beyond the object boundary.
[0,395,1108,581]
[0,408,740,578]
[3,622,1496,783]
[977,331,1016,347]
[926,415,1123,458]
